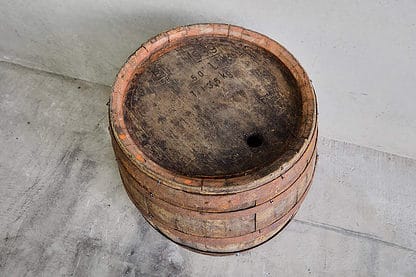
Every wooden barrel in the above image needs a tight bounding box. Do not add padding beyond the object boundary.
[109,23,317,253]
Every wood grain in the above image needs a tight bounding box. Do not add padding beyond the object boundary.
[109,23,318,254]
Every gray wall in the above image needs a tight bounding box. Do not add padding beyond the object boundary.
[1,0,415,158]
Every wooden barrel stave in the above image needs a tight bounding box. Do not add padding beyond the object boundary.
[125,166,315,253]
[109,23,318,253]
[117,149,316,239]
[111,125,317,213]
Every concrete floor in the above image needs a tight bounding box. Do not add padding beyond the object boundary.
[1,60,415,276]
[1,2,416,275]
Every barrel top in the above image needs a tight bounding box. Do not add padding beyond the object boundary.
[110,24,316,192]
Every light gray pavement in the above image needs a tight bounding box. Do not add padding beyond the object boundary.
[0,61,415,276]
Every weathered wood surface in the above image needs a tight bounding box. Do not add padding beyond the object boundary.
[121,166,315,253]
[124,36,302,177]
[111,126,317,213]
[109,23,317,253]
[118,153,315,237]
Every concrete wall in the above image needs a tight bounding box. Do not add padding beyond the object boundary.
[1,0,415,158]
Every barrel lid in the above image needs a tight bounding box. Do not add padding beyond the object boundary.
[110,24,316,194]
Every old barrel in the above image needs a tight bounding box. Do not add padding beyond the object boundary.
[109,23,317,253]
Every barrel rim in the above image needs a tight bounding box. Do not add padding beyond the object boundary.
[110,23,317,194]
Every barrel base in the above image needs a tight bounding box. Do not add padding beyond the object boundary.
[150,213,296,256]
[121,166,315,254]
